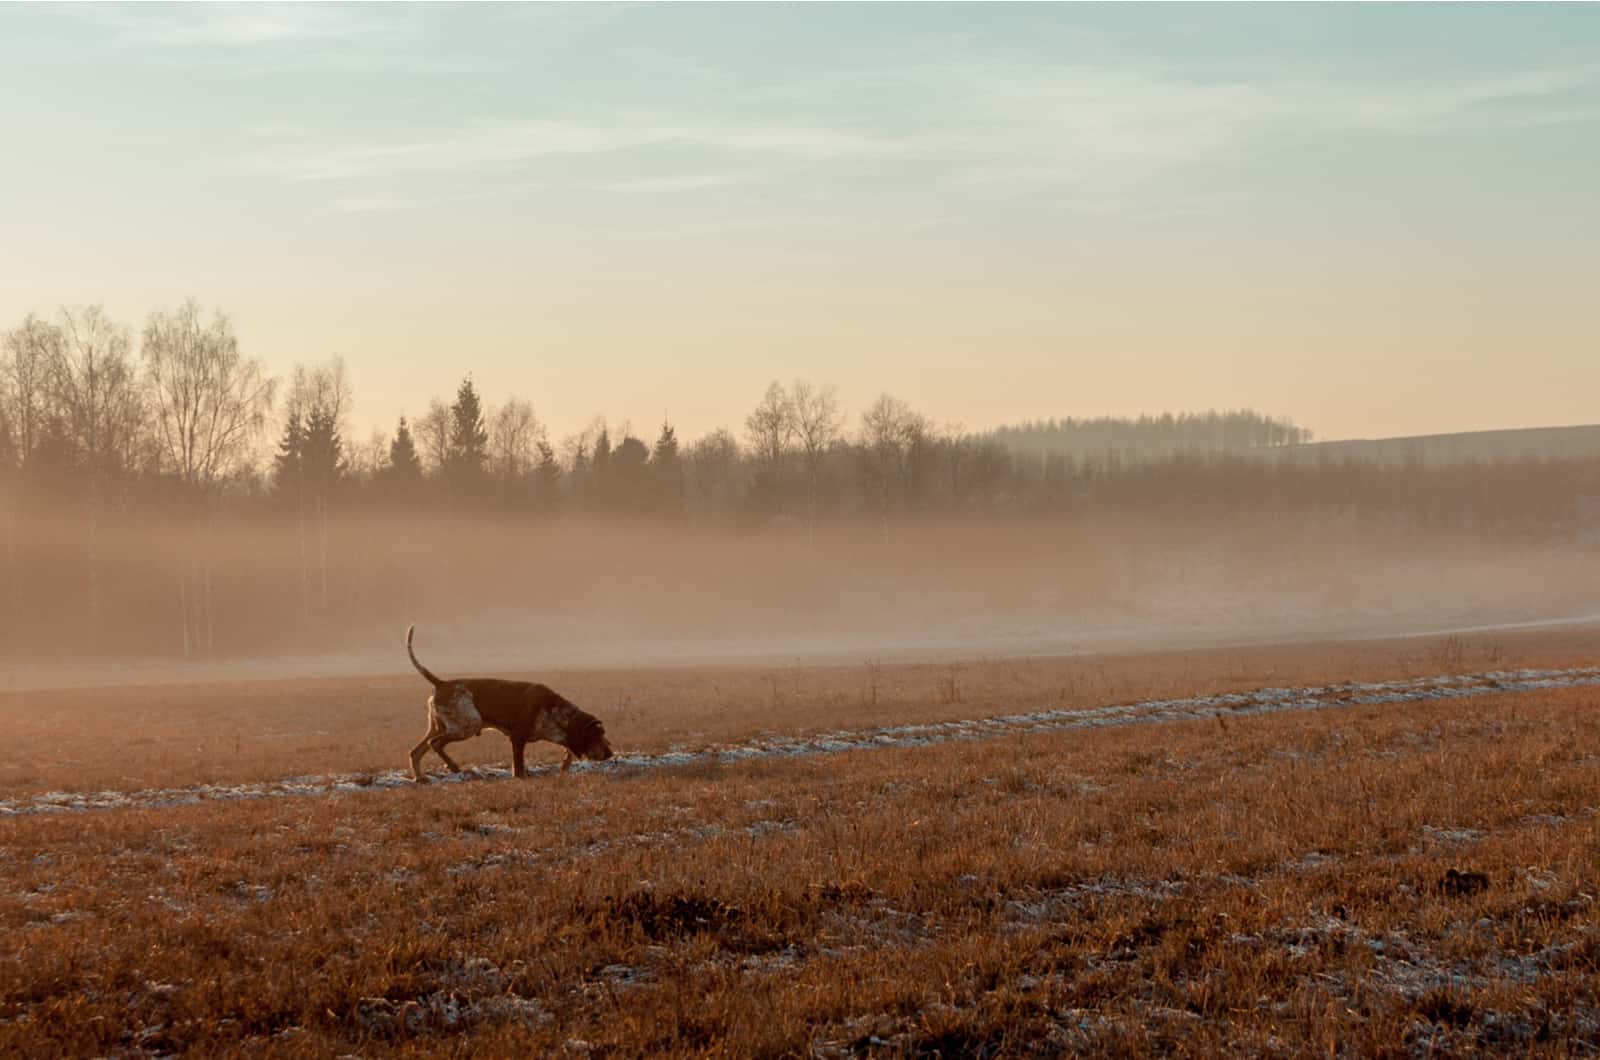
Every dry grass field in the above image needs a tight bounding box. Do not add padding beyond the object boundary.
[2,630,1598,1056]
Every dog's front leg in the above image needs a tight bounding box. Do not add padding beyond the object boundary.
[561,750,574,773]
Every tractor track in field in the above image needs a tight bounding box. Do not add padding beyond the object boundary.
[4,666,1598,818]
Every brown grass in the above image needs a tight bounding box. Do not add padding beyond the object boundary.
[1,634,1597,1056]
[1,628,1591,795]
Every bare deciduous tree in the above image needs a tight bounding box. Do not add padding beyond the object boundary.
[350,429,390,480]
[1,314,62,470]
[416,399,452,476]
[787,379,842,546]
[143,301,276,491]
[52,306,143,651]
[0,314,64,635]
[685,428,742,516]
[53,305,142,477]
[860,393,927,537]
[142,300,277,657]
[489,398,543,487]
[745,381,792,471]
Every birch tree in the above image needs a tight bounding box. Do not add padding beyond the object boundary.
[0,314,64,637]
[787,379,842,546]
[860,393,926,538]
[489,398,542,494]
[52,305,143,652]
[744,381,792,515]
[142,301,276,656]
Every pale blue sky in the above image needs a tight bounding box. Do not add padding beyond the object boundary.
[3,3,1597,443]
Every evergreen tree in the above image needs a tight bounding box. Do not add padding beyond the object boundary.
[652,420,679,463]
[534,439,562,511]
[272,411,305,495]
[301,403,345,492]
[0,404,17,473]
[387,415,423,483]
[592,427,612,509]
[445,376,489,488]
[652,419,684,515]
[611,435,650,512]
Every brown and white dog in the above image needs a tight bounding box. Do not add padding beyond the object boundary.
[406,625,613,783]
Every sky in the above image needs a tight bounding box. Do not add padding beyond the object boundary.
[2,3,1598,446]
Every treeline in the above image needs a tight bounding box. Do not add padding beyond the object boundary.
[989,411,1312,459]
[3,300,1598,660]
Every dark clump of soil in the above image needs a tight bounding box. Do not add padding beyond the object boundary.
[604,891,743,941]
[1417,989,1476,1028]
[1436,868,1491,897]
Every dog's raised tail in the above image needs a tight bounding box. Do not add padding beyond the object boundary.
[406,624,444,688]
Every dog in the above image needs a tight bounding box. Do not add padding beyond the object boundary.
[405,625,613,783]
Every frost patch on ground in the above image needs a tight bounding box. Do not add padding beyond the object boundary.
[442,817,799,877]
[1005,875,1186,927]
[5,665,1599,818]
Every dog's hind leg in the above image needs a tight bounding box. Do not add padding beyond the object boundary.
[429,734,465,774]
[410,717,443,782]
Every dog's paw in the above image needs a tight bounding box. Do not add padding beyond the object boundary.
[411,774,430,785]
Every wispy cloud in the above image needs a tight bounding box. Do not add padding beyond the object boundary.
[328,194,422,216]
[216,18,1600,222]
[65,4,499,75]
[595,172,758,194]
[245,115,900,183]
[73,4,379,49]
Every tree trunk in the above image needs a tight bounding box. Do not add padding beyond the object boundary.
[86,479,101,656]
[204,553,214,657]
[318,490,329,614]
[297,472,308,631]
[178,557,190,660]
[204,502,218,658]
[4,475,19,649]
[807,464,818,551]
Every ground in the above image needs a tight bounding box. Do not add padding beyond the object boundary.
[1,630,1597,1056]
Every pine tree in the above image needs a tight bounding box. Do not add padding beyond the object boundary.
[592,427,612,510]
[611,435,650,512]
[302,403,345,492]
[652,420,679,463]
[388,416,423,484]
[652,419,684,515]
[534,439,562,511]
[0,405,17,473]
[272,411,305,495]
[446,376,489,489]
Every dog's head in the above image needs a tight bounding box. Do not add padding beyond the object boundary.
[567,711,614,763]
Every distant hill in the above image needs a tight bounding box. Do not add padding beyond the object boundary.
[987,411,1310,460]
[988,414,1600,468]
[1262,424,1600,467]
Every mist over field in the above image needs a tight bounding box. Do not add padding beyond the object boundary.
[3,307,1599,694]
[4,384,1600,691]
